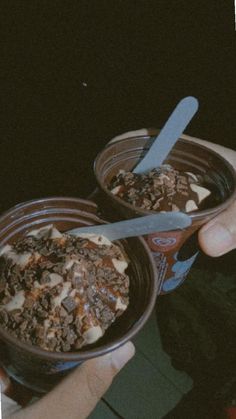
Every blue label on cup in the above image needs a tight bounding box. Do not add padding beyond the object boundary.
[50,360,82,372]
[162,251,199,292]
[151,236,177,247]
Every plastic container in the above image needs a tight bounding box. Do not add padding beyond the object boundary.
[0,197,158,392]
[94,134,236,294]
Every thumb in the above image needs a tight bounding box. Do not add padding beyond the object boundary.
[9,342,135,419]
[199,201,236,257]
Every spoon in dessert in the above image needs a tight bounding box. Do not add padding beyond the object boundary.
[68,212,191,241]
[133,96,199,174]
[69,98,197,239]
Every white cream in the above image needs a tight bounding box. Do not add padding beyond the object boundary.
[0,244,12,256]
[50,227,63,239]
[2,249,18,264]
[185,171,198,182]
[83,326,103,344]
[5,291,25,312]
[34,280,42,289]
[27,225,64,241]
[64,259,76,271]
[34,273,63,290]
[16,252,32,268]
[190,184,211,203]
[112,258,128,274]
[69,289,77,298]
[115,297,127,311]
[64,258,85,272]
[111,185,122,195]
[27,225,54,239]
[2,249,32,268]
[185,200,198,213]
[48,273,63,288]
[52,282,71,307]
[47,330,56,339]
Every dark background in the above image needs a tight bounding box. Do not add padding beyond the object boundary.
[0,3,236,415]
[0,1,235,209]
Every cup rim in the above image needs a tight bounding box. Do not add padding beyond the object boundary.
[0,196,99,219]
[94,136,236,221]
[0,196,158,361]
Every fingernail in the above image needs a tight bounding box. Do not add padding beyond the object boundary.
[201,222,234,256]
[110,342,135,371]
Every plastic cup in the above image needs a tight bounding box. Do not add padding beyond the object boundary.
[0,197,158,392]
[94,133,236,294]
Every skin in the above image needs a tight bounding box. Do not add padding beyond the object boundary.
[188,136,236,257]
[5,342,135,419]
[3,130,236,418]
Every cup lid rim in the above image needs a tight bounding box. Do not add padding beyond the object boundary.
[94,136,236,221]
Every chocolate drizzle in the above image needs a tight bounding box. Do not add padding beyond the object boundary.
[109,164,212,213]
[0,226,129,352]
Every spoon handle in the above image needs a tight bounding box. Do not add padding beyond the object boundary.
[68,212,191,241]
[133,96,199,174]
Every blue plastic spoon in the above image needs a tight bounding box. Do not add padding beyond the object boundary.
[133,96,199,174]
[68,212,191,240]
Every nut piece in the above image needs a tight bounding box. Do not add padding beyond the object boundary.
[61,297,77,313]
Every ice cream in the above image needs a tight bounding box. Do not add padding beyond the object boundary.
[0,225,129,352]
[109,164,212,213]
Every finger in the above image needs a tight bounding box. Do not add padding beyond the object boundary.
[0,367,11,394]
[9,342,135,419]
[199,201,236,256]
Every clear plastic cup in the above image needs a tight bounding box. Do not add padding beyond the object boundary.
[94,134,236,294]
[0,197,158,392]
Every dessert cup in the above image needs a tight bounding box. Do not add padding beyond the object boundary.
[0,197,158,392]
[94,134,236,294]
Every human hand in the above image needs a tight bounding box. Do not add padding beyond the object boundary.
[5,342,135,419]
[199,200,236,257]
[196,138,236,257]
[165,134,236,257]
